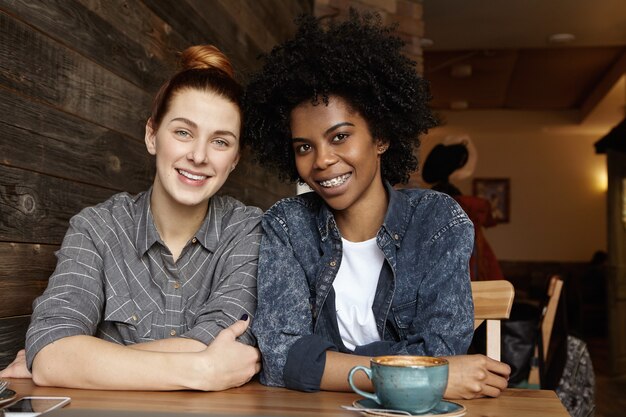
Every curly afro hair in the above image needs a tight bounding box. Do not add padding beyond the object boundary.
[243,10,437,185]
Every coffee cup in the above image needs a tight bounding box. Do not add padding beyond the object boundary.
[348,356,448,414]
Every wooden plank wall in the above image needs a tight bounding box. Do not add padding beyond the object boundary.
[0,0,309,369]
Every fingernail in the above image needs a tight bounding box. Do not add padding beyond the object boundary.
[240,314,249,321]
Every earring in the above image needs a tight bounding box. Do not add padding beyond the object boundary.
[378,144,388,153]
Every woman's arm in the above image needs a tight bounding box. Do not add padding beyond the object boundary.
[2,338,209,377]
[0,339,208,378]
[31,319,260,391]
[409,216,475,356]
[0,350,31,378]
[319,351,509,399]
[442,354,510,399]
[320,351,371,391]
[182,208,262,347]
[127,337,207,352]
[252,209,336,390]
[25,214,108,370]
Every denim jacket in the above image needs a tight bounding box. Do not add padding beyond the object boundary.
[252,183,474,391]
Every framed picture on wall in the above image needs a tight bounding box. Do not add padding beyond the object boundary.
[473,178,510,223]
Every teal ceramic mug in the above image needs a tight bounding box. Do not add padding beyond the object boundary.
[348,356,449,414]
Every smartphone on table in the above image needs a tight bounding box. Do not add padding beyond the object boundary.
[2,396,71,417]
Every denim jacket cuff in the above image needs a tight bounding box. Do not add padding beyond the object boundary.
[283,335,337,391]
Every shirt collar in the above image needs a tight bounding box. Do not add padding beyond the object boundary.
[135,188,221,256]
[135,188,160,256]
[315,181,412,246]
[193,197,223,253]
[317,201,336,242]
[380,181,412,247]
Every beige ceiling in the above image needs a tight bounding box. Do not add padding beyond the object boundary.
[421,0,626,124]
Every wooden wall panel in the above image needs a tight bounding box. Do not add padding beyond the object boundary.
[0,10,149,139]
[235,0,305,44]
[0,316,30,369]
[1,0,169,90]
[75,0,188,64]
[0,165,118,244]
[207,0,280,56]
[0,88,154,192]
[142,0,261,77]
[0,243,57,317]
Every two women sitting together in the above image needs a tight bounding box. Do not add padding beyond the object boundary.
[0,12,510,399]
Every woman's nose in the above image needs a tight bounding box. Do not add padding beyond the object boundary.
[188,140,208,164]
[314,144,338,170]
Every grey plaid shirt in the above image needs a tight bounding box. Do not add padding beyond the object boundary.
[25,189,262,368]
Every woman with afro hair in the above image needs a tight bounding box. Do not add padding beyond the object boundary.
[244,11,510,399]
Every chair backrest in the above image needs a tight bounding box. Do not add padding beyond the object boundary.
[539,275,564,360]
[471,280,515,361]
[528,275,564,386]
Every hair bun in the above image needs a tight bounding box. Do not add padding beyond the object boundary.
[179,45,234,78]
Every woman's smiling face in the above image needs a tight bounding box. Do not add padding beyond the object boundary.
[145,89,241,209]
[290,95,387,213]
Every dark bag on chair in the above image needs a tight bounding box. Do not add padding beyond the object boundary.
[501,312,538,385]
[536,280,595,416]
[555,335,595,417]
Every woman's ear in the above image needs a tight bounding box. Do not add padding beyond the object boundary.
[229,152,241,173]
[145,119,157,155]
[376,139,389,154]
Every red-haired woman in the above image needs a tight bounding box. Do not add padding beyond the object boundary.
[1,45,261,391]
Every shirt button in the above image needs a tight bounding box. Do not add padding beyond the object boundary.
[170,330,177,336]
[394,233,399,240]
[191,237,197,244]
[173,282,180,289]
[131,314,138,322]
[329,260,337,267]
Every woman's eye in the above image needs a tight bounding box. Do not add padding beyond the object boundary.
[213,139,228,147]
[295,143,311,154]
[175,130,191,139]
[332,133,348,142]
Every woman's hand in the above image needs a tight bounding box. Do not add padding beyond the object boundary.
[0,349,32,379]
[442,354,511,399]
[193,317,261,391]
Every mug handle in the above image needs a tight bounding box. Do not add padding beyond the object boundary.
[348,365,380,404]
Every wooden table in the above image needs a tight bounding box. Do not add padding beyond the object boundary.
[3,378,569,417]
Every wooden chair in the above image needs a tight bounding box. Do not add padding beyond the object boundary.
[471,280,515,361]
[528,275,564,386]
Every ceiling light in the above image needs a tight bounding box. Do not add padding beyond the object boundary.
[451,64,472,78]
[548,33,576,44]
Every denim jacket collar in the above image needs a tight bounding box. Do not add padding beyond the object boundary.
[316,181,412,247]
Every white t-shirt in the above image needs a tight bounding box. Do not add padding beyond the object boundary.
[333,237,384,350]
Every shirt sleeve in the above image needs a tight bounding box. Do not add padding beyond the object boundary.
[251,209,334,391]
[25,211,106,369]
[182,209,262,347]
[355,216,475,358]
